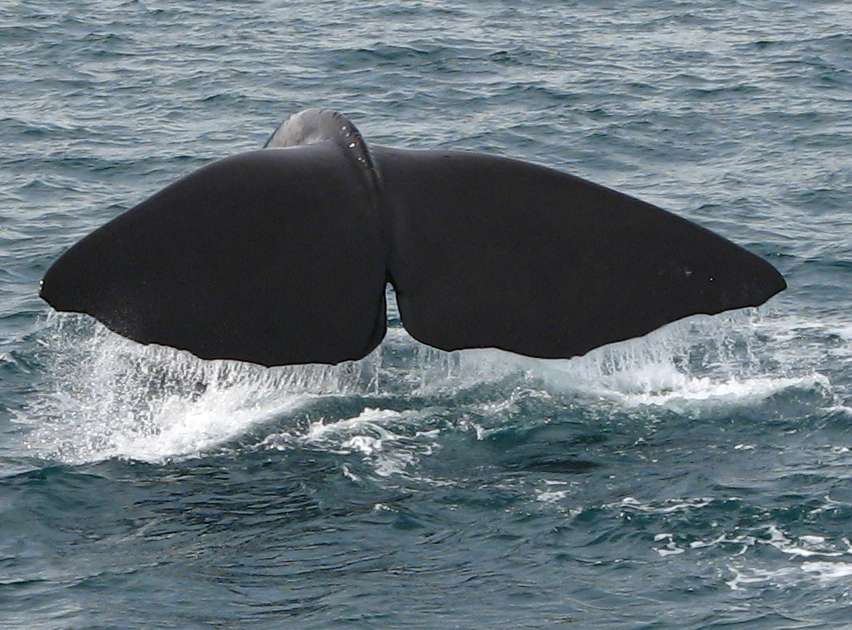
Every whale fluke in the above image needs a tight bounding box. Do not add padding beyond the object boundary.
[40,108,786,366]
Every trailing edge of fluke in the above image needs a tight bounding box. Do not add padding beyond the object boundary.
[40,108,786,367]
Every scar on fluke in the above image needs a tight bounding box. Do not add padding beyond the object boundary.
[40,108,786,367]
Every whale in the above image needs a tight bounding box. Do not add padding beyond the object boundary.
[40,108,786,367]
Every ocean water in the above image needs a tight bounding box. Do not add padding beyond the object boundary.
[2,1,852,628]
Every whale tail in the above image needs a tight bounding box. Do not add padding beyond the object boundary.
[40,109,786,366]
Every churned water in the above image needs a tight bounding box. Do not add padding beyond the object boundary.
[2,1,852,628]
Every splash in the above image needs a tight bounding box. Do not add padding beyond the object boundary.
[529,311,834,413]
[22,314,382,464]
[19,305,835,466]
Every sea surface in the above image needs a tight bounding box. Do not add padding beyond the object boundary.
[2,1,851,628]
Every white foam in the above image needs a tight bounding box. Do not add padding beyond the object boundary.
[22,315,381,464]
[106,387,308,462]
[801,561,852,581]
[535,480,572,504]
[26,368,311,464]
[832,324,852,341]
[764,525,845,559]
[727,558,852,590]
[726,566,799,590]
[530,313,835,413]
[615,496,714,514]
[654,533,686,556]
[302,408,402,445]
[294,407,437,477]
[646,519,852,590]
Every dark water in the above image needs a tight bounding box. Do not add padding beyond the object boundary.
[2,1,852,628]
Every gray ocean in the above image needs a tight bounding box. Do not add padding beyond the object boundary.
[2,1,851,628]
